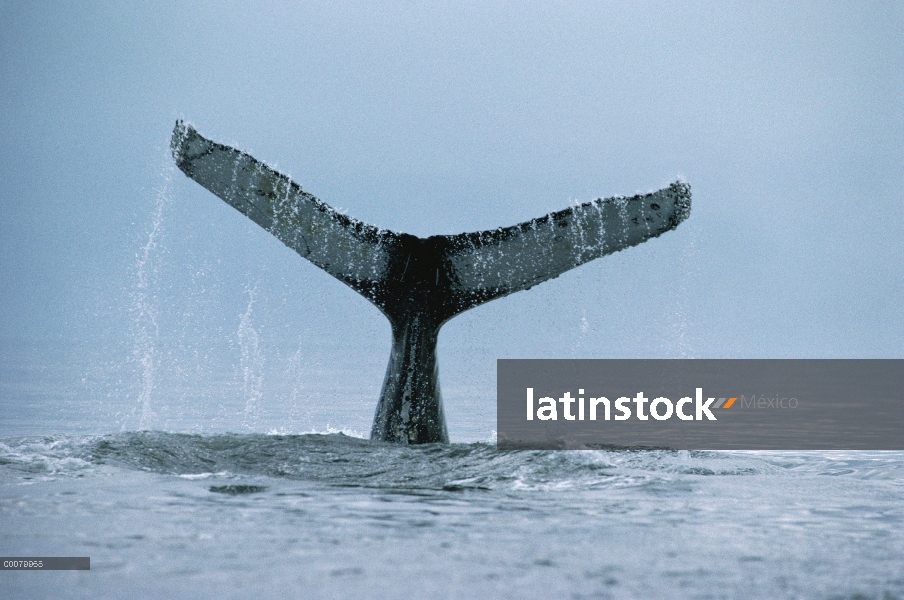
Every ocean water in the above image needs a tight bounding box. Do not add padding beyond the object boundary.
[2,432,903,599]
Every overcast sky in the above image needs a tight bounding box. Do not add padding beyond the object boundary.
[1,2,901,435]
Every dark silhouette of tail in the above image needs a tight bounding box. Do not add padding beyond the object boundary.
[171,121,692,444]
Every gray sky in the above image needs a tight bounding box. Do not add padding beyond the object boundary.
[1,1,901,436]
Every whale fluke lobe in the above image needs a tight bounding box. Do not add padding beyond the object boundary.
[171,121,691,444]
[170,121,400,309]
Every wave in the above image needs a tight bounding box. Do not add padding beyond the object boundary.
[2,432,902,492]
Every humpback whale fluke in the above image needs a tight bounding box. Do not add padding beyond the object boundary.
[171,121,691,444]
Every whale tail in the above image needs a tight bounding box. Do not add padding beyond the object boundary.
[171,121,691,443]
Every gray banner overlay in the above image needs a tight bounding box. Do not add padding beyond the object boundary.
[497,360,904,450]
[1,557,90,570]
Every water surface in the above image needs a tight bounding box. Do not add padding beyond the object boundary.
[2,432,902,599]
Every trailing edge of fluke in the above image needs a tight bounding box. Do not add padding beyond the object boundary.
[170,120,691,444]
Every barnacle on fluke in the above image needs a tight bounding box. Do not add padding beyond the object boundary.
[171,121,691,444]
